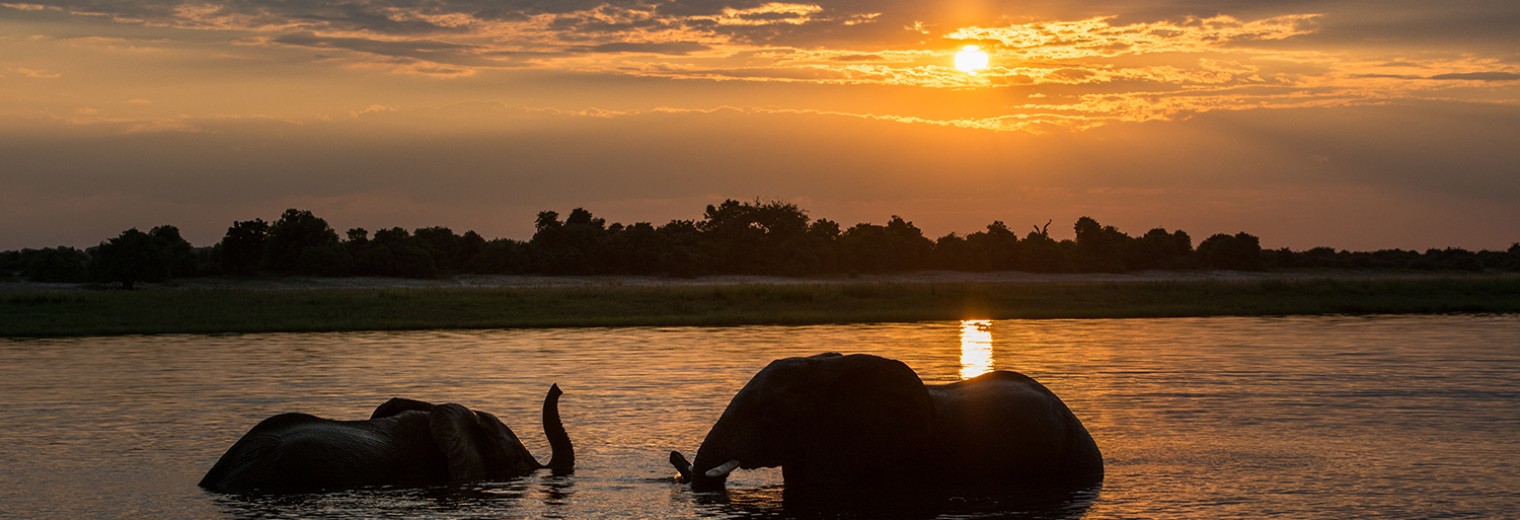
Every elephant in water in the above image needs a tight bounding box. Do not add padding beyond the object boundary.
[671,354,1101,500]
[201,385,573,493]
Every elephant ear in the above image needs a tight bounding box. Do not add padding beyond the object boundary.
[428,403,537,481]
[370,397,436,419]
[809,354,935,480]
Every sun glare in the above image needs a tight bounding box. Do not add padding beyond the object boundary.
[954,45,990,75]
[960,319,994,379]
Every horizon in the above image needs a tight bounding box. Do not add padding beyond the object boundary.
[3,1,1518,252]
[7,202,1519,254]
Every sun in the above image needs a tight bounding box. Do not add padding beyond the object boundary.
[954,45,990,75]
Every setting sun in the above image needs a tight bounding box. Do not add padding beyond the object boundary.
[954,45,990,74]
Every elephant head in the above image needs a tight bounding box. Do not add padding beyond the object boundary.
[677,353,936,492]
[369,385,574,479]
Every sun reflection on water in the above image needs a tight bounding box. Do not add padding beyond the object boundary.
[959,319,994,379]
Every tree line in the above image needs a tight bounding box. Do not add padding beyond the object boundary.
[5,200,1518,288]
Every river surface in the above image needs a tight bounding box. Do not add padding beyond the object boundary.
[1,315,1517,518]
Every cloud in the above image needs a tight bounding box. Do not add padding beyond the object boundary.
[270,31,489,65]
[944,14,1320,60]
[583,41,710,55]
[14,67,63,79]
[4,1,1519,132]
[1427,71,1520,82]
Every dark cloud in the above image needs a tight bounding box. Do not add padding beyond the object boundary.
[11,0,890,48]
[16,0,1520,50]
[271,31,486,64]
[653,1,767,17]
[1428,72,1520,81]
[831,54,883,62]
[1355,71,1520,81]
[584,41,710,55]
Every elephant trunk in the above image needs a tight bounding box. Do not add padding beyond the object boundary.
[542,384,574,475]
[687,421,744,491]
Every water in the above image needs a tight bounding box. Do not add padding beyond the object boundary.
[1,315,1517,518]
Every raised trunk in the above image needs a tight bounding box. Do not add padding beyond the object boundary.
[541,384,574,475]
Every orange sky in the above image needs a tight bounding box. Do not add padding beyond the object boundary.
[2,1,1517,250]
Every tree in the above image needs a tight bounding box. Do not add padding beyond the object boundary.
[1016,221,1070,272]
[656,219,705,276]
[265,209,342,275]
[1196,232,1263,270]
[961,221,1019,271]
[352,227,436,278]
[530,208,611,274]
[838,216,934,272]
[218,219,269,275]
[1073,216,1130,272]
[696,199,814,274]
[92,228,164,289]
[414,226,466,273]
[21,247,89,282]
[1134,227,1193,269]
[605,222,664,274]
[150,225,196,278]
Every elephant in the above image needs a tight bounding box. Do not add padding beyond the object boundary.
[200,385,573,493]
[671,353,1101,501]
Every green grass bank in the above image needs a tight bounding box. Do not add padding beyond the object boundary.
[3,276,1518,337]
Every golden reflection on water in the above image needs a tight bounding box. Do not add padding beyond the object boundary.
[3,316,1518,518]
[959,319,994,379]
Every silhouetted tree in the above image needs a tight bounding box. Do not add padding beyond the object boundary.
[150,225,196,278]
[459,230,487,271]
[1416,248,1483,272]
[265,209,343,275]
[805,218,843,272]
[13,198,1510,280]
[657,219,705,276]
[838,216,934,272]
[1197,232,1263,270]
[1133,227,1193,270]
[350,227,436,278]
[21,247,90,282]
[961,221,1020,271]
[1073,216,1130,272]
[935,232,970,270]
[0,250,20,278]
[1015,223,1068,272]
[414,226,467,273]
[697,199,815,274]
[466,238,529,274]
[217,219,269,275]
[605,222,664,274]
[91,228,164,289]
[531,208,611,274]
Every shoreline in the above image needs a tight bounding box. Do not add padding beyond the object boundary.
[3,270,1517,338]
[1,268,1504,292]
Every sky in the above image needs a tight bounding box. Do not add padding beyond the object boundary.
[2,0,1517,251]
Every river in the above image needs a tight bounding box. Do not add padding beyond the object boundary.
[1,315,1516,518]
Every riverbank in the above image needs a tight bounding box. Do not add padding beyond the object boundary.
[3,271,1517,337]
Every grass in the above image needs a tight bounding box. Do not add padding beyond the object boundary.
[2,276,1518,337]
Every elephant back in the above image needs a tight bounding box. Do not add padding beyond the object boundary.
[200,411,448,492]
[927,371,1102,488]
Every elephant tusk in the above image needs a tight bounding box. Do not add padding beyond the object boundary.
[704,459,741,479]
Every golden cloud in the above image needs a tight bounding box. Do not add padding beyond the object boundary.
[6,3,1517,133]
